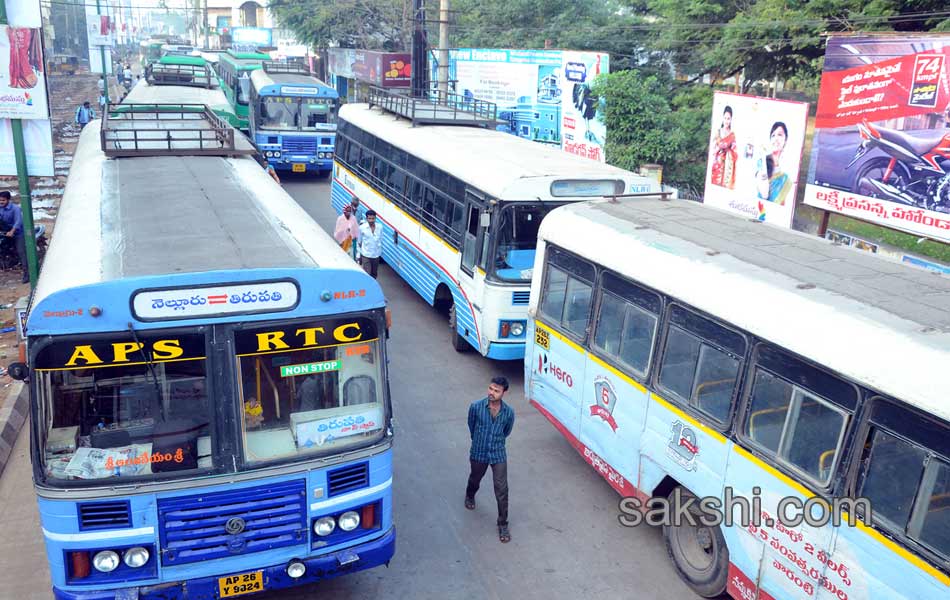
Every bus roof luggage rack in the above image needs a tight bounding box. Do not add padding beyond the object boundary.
[368,85,504,128]
[100,103,258,158]
[262,61,311,76]
[147,62,215,88]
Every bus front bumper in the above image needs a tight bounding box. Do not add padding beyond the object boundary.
[52,527,395,600]
[485,341,525,361]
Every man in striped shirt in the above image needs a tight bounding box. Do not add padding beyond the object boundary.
[465,376,516,543]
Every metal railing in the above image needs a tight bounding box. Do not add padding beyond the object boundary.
[147,63,216,88]
[367,85,499,127]
[262,61,312,76]
[100,103,238,157]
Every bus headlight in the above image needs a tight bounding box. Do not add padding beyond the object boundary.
[273,151,281,158]
[264,151,272,157]
[338,511,360,532]
[313,516,336,536]
[510,322,525,336]
[318,152,325,158]
[286,559,306,579]
[92,550,120,573]
[123,546,150,568]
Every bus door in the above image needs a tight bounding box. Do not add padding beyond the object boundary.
[724,345,855,600]
[456,192,488,337]
[577,272,663,497]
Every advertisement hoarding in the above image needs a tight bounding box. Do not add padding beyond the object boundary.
[436,48,608,161]
[84,4,113,74]
[327,49,411,88]
[804,34,950,243]
[0,24,48,118]
[231,27,272,48]
[0,117,53,176]
[703,92,809,228]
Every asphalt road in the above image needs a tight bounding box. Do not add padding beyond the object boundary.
[0,173,700,600]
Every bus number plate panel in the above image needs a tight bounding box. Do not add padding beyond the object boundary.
[218,571,264,597]
[535,326,550,350]
[292,163,306,172]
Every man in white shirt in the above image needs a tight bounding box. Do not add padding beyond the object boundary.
[358,210,383,279]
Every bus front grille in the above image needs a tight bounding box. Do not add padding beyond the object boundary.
[157,479,308,565]
[512,291,530,305]
[282,138,317,155]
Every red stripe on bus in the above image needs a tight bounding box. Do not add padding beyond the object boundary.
[334,176,482,344]
[529,398,645,501]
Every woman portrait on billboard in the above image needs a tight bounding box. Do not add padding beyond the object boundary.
[756,121,792,205]
[710,105,737,189]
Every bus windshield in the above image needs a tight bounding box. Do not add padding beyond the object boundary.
[235,315,387,465]
[35,331,212,483]
[492,202,564,282]
[237,73,251,105]
[259,96,335,131]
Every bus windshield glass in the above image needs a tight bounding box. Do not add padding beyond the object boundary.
[237,74,251,105]
[259,96,335,131]
[35,332,212,483]
[235,315,387,465]
[492,202,564,282]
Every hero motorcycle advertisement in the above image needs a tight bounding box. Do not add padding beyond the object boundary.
[803,34,950,243]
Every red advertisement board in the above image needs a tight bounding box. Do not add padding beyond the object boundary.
[804,35,950,243]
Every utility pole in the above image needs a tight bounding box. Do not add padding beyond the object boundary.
[0,2,39,287]
[95,0,110,106]
[410,0,427,98]
[203,0,209,48]
[437,0,449,97]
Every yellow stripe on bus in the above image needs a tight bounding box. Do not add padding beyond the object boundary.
[336,163,459,256]
[850,519,950,586]
[535,320,586,355]
[587,353,647,395]
[649,393,726,444]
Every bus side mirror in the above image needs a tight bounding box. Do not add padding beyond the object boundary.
[479,212,490,228]
[7,361,29,381]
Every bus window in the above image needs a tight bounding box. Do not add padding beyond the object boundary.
[539,248,595,339]
[858,428,927,529]
[656,307,742,424]
[359,146,374,174]
[745,369,848,485]
[346,140,361,166]
[918,460,950,556]
[593,275,659,378]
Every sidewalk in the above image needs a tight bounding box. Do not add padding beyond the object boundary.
[0,380,25,478]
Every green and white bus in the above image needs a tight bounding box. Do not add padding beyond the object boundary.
[216,49,269,131]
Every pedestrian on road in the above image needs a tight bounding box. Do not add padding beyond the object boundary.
[349,195,361,221]
[124,64,133,84]
[0,191,29,283]
[334,204,359,259]
[75,101,94,130]
[465,376,515,543]
[358,210,382,278]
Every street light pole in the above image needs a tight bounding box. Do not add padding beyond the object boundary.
[96,0,110,106]
[0,2,39,287]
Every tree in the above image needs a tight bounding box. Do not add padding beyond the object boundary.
[268,0,410,50]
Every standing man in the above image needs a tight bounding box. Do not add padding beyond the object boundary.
[358,210,382,279]
[0,191,29,283]
[75,101,95,130]
[465,376,515,543]
[334,204,359,259]
[349,195,361,220]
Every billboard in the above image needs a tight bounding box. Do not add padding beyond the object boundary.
[0,25,48,119]
[0,118,53,176]
[435,48,608,161]
[327,49,411,88]
[85,5,113,74]
[702,92,809,228]
[231,27,273,48]
[804,34,950,243]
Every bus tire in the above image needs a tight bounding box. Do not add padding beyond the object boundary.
[662,487,729,598]
[448,304,468,353]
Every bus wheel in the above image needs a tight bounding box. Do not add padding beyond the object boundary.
[448,304,468,353]
[663,487,729,598]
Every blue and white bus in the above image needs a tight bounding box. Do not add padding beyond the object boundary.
[332,99,660,360]
[16,107,395,599]
[525,196,950,600]
[249,62,339,174]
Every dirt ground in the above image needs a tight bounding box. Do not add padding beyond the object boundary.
[0,69,114,377]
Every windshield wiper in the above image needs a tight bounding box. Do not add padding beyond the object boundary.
[127,322,165,422]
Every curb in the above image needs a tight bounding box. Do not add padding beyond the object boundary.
[0,380,26,479]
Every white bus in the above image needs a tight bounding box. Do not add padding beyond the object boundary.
[525,196,950,599]
[331,100,661,360]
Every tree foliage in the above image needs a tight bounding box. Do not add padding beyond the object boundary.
[268,0,410,50]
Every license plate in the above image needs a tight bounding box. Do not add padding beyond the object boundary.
[292,163,306,172]
[219,571,264,598]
